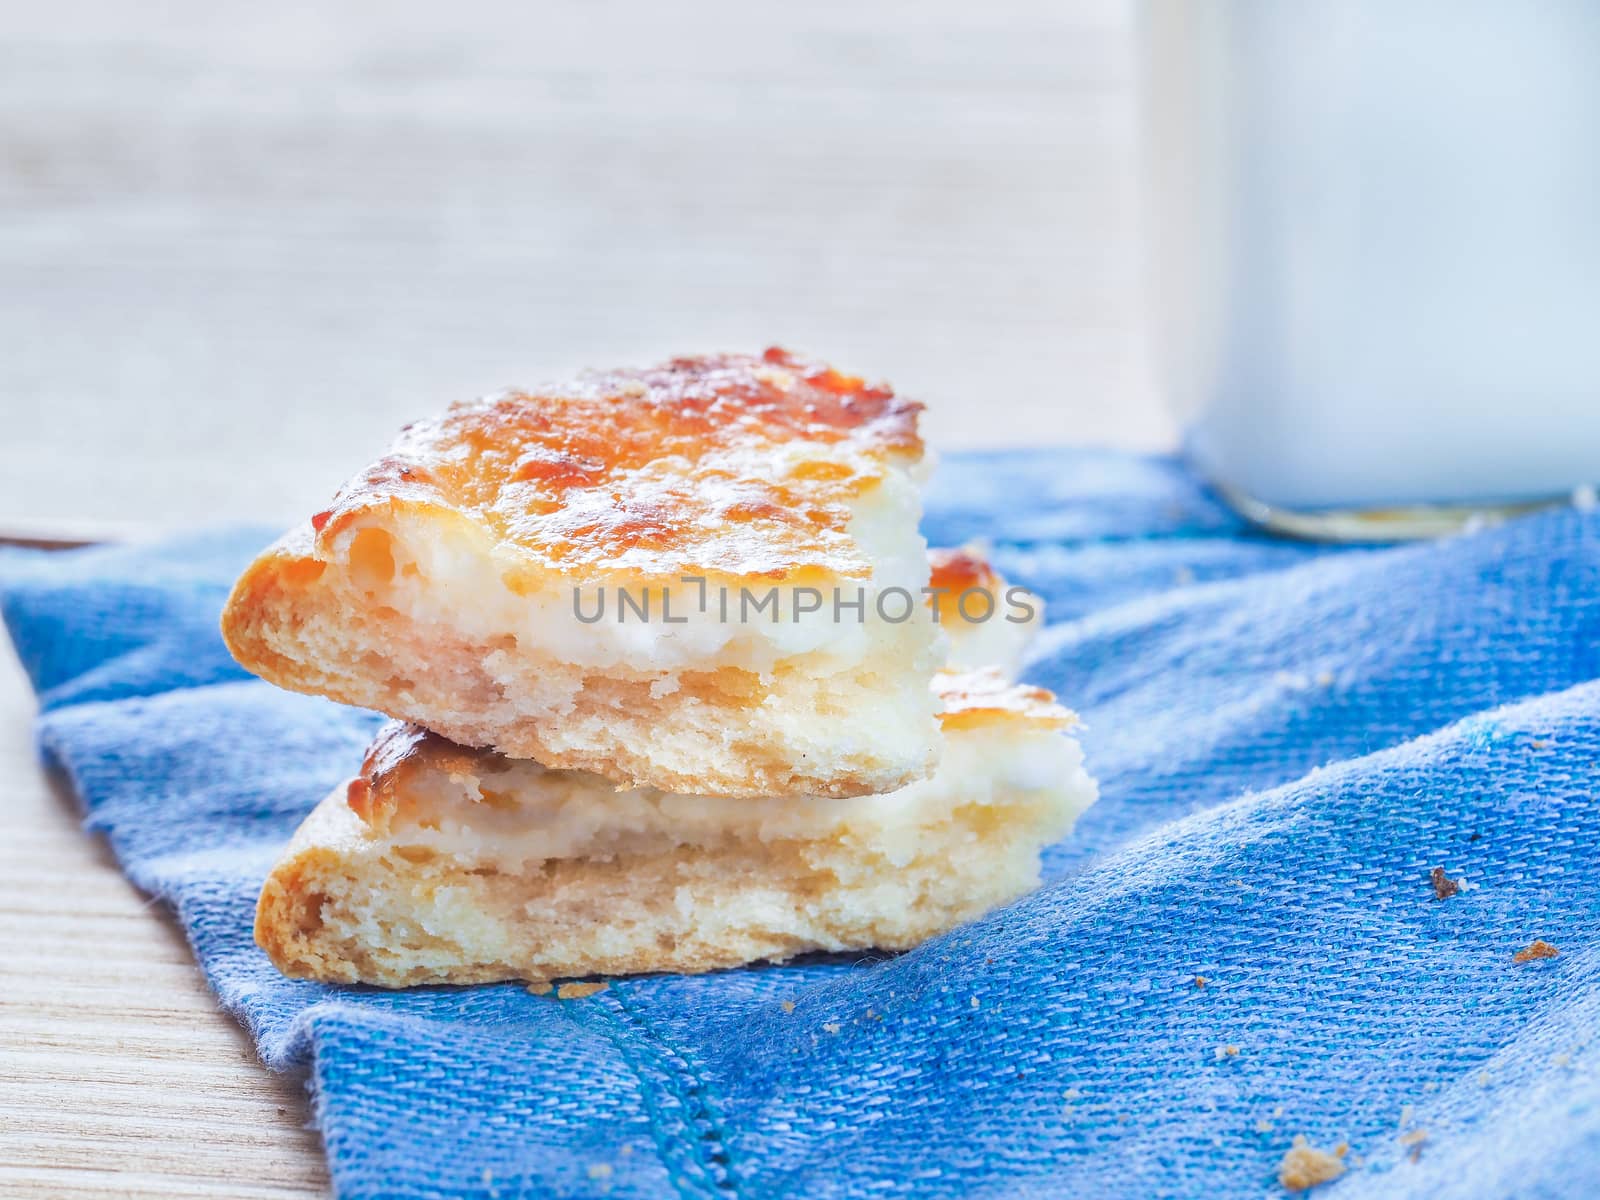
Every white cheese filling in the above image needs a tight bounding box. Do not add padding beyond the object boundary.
[335,467,942,677]
[383,719,1096,871]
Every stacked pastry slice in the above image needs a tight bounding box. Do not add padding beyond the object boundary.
[225,350,1096,987]
[223,349,942,799]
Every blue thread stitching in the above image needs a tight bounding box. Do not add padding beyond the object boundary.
[587,985,747,1199]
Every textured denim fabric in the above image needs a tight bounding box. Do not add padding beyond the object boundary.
[3,450,1598,1199]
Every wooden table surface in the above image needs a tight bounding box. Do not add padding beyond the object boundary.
[0,1,1167,1194]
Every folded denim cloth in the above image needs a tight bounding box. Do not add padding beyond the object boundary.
[3,449,1598,1200]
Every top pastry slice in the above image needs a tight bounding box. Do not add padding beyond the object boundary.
[222,349,945,798]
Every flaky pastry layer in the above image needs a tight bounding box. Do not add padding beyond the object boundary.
[256,671,1096,987]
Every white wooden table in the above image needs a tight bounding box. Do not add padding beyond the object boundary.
[0,1,1168,1193]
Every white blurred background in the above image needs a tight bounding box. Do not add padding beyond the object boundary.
[0,0,1169,537]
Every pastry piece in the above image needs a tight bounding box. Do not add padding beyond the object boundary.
[256,671,1096,987]
[927,544,1041,676]
[223,350,941,799]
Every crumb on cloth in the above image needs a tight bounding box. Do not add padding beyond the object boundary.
[1513,940,1559,964]
[1430,867,1460,900]
[1399,1129,1427,1162]
[1278,1135,1347,1191]
[526,982,554,996]
[556,981,610,1000]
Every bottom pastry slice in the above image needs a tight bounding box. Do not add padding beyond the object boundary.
[256,669,1096,987]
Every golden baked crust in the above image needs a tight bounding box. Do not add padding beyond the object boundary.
[927,545,1004,596]
[934,667,1076,733]
[308,348,922,585]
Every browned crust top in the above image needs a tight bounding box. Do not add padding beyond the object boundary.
[933,667,1077,732]
[307,348,923,583]
[927,546,1003,597]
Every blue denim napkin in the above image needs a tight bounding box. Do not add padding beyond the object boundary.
[4,449,1599,1199]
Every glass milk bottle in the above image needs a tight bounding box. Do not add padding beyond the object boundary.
[1138,0,1600,538]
